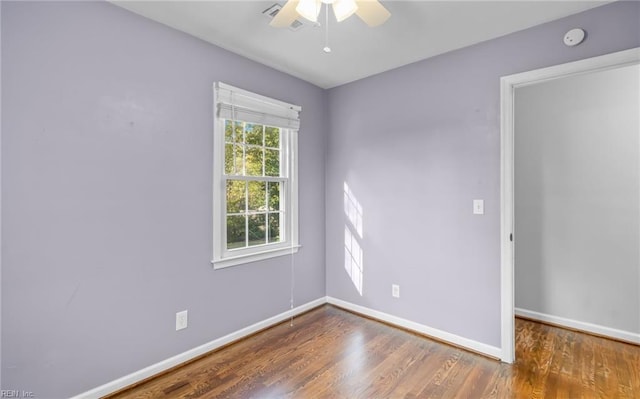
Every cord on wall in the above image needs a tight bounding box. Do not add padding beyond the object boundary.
[290,244,295,327]
[289,215,295,326]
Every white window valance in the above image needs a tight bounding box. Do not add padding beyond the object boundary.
[214,82,301,130]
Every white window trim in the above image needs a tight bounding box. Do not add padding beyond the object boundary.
[212,82,300,269]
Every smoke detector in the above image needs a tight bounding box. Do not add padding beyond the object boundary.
[263,4,305,31]
[563,28,586,47]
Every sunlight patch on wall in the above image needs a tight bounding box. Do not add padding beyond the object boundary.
[344,182,363,237]
[344,182,363,295]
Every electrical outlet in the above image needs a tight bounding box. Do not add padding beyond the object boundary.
[176,310,188,331]
[392,284,400,298]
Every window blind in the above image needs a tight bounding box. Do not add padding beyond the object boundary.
[215,82,301,130]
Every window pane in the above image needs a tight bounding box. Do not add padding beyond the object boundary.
[268,213,281,243]
[225,120,243,143]
[224,144,233,174]
[224,144,242,175]
[248,181,266,212]
[265,149,280,177]
[225,144,243,175]
[265,126,280,148]
[227,215,246,249]
[248,214,266,246]
[245,123,263,146]
[246,146,264,176]
[267,182,280,211]
[226,180,246,213]
[225,120,234,143]
[235,122,243,143]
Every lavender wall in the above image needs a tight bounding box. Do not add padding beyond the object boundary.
[325,0,640,348]
[2,0,639,396]
[1,1,326,397]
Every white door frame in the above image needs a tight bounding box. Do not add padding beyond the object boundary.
[499,47,640,363]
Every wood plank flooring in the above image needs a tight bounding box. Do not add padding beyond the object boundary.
[108,305,640,398]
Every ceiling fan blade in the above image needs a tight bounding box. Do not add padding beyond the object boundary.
[270,0,300,28]
[354,0,390,27]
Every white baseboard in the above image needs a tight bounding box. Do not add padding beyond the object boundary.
[515,307,640,344]
[71,297,326,399]
[326,297,502,359]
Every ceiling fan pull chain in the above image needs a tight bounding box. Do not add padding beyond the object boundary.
[323,4,331,53]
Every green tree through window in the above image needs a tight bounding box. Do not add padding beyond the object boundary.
[224,120,283,250]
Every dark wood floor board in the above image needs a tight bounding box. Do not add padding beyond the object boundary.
[530,320,559,398]
[411,350,462,397]
[351,340,424,398]
[290,316,408,398]
[612,338,637,397]
[358,341,434,398]
[578,329,596,394]
[542,328,568,398]
[279,314,388,396]
[209,311,347,397]
[108,305,640,399]
[294,332,399,398]
[595,336,620,398]
[350,334,419,396]
[377,343,444,398]
[451,359,496,399]
[477,364,515,399]
[624,339,640,393]
[394,344,458,398]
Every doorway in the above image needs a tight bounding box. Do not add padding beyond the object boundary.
[499,47,640,363]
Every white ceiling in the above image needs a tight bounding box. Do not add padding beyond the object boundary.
[111,1,610,89]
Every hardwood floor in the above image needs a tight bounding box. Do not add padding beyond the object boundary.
[108,305,640,398]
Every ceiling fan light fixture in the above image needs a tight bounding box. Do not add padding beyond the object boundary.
[332,0,358,22]
[296,0,322,23]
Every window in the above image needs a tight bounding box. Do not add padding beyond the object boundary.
[212,82,300,268]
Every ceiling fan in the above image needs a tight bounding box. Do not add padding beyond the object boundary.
[270,0,391,28]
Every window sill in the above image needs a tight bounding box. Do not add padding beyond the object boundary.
[211,245,301,269]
